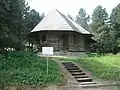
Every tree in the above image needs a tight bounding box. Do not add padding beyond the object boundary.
[67,14,74,21]
[0,0,11,50]
[25,9,44,51]
[5,0,30,50]
[76,8,90,30]
[110,3,120,53]
[0,0,43,51]
[91,5,108,32]
[90,5,115,53]
[25,9,44,33]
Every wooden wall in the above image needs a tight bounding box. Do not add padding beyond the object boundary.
[39,31,62,51]
[38,31,88,52]
[69,33,86,52]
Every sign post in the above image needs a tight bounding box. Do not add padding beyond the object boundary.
[42,47,53,75]
[47,56,48,74]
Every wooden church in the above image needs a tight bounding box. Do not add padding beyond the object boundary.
[29,10,94,56]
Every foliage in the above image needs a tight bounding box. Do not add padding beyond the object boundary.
[0,52,63,89]
[0,0,28,50]
[25,9,44,50]
[67,14,74,21]
[0,0,43,51]
[89,5,117,53]
[25,9,44,33]
[110,4,120,50]
[76,8,90,30]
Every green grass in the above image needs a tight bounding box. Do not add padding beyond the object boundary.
[58,54,120,82]
[0,51,63,89]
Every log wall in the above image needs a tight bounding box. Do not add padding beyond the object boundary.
[39,31,87,52]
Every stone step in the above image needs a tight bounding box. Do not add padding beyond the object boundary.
[62,62,97,86]
[71,72,86,76]
[76,78,92,82]
[74,75,88,78]
[80,84,104,88]
[65,66,78,68]
[63,64,75,67]
[68,69,82,73]
[81,82,96,85]
[62,62,73,65]
[80,83,120,88]
[67,67,80,70]
[63,63,75,65]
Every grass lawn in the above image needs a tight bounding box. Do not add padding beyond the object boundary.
[58,54,120,82]
[0,51,63,89]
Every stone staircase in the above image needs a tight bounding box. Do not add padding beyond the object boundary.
[62,62,96,87]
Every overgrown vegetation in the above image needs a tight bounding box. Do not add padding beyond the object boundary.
[58,54,120,82]
[0,52,63,89]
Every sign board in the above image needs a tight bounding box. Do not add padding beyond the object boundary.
[42,47,53,55]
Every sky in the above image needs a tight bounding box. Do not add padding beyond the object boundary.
[28,0,120,17]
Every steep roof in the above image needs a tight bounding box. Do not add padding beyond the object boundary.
[31,9,91,35]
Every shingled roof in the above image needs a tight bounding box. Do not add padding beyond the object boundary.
[31,9,91,35]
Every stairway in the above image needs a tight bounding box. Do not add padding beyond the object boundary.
[62,62,96,87]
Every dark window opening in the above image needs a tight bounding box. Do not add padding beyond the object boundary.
[42,35,46,42]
